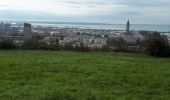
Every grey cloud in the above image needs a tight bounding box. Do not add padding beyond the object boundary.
[0,0,170,24]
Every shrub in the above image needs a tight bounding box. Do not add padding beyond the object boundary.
[22,38,50,50]
[101,45,110,51]
[48,44,60,50]
[74,43,90,52]
[48,38,60,50]
[64,42,74,51]
[22,38,40,50]
[63,42,90,52]
[107,37,128,52]
[0,39,16,49]
[145,32,170,57]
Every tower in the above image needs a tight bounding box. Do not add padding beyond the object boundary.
[24,23,32,40]
[126,20,130,35]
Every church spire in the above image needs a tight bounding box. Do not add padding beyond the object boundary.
[126,20,130,34]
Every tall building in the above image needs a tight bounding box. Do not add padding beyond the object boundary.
[126,20,130,35]
[24,23,32,40]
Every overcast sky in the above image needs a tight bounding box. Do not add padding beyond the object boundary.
[0,0,170,24]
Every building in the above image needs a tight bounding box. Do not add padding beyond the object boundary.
[42,36,60,45]
[0,23,11,34]
[126,20,130,35]
[24,23,32,40]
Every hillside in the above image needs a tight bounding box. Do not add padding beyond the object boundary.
[0,50,170,100]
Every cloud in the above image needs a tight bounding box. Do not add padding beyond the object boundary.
[0,0,170,24]
[0,0,125,16]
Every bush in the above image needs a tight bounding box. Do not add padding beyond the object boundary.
[48,38,60,50]
[22,38,51,50]
[107,37,128,52]
[48,44,60,51]
[22,38,40,50]
[145,32,170,57]
[63,42,90,52]
[74,43,90,52]
[101,45,110,51]
[63,42,74,51]
[0,39,16,49]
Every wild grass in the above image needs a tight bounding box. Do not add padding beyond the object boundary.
[0,50,170,100]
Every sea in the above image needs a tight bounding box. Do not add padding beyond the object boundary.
[20,21,170,32]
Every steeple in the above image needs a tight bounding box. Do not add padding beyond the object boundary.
[126,20,130,34]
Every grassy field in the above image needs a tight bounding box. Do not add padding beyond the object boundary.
[0,50,170,100]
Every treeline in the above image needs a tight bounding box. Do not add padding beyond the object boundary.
[107,32,170,57]
[145,32,170,57]
[0,39,16,49]
[0,37,91,52]
[22,38,60,50]
[0,38,60,50]
[0,32,170,57]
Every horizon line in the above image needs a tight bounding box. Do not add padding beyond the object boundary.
[0,20,170,26]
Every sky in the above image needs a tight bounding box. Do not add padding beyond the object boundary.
[0,0,170,24]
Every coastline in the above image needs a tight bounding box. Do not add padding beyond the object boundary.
[1,20,170,32]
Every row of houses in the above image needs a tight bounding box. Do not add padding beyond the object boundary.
[42,34,107,48]
[0,22,146,49]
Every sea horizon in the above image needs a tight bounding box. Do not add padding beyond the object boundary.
[1,20,170,32]
[27,21,170,32]
[1,20,170,25]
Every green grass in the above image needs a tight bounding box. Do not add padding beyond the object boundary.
[0,50,170,100]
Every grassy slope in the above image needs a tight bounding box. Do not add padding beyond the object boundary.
[0,50,170,100]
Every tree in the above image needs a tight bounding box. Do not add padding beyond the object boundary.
[49,38,60,50]
[22,38,49,50]
[107,37,127,51]
[74,43,90,52]
[0,39,16,49]
[145,32,170,57]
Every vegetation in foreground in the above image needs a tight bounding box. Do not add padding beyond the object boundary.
[0,50,170,100]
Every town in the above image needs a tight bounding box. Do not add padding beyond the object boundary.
[1,0,170,99]
[0,21,169,50]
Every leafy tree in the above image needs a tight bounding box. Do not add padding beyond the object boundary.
[22,38,39,49]
[22,38,49,50]
[107,37,127,51]
[49,38,60,50]
[145,32,170,57]
[102,45,110,51]
[0,39,16,49]
[64,42,74,51]
[74,43,90,52]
